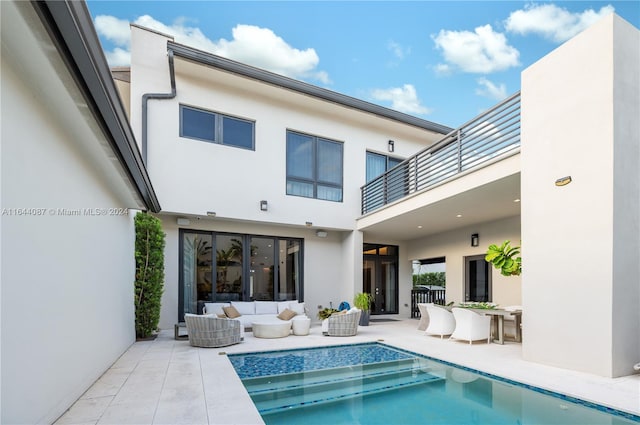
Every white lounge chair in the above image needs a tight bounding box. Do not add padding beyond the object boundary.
[425,303,455,338]
[322,308,361,336]
[450,307,491,344]
[184,314,242,348]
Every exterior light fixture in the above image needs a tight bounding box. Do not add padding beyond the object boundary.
[555,176,572,186]
[305,221,313,227]
[176,217,190,226]
[316,230,328,238]
[388,140,395,152]
[206,211,216,217]
[471,233,479,247]
[260,200,268,211]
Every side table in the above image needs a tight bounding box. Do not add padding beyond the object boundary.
[174,322,188,340]
[292,316,311,336]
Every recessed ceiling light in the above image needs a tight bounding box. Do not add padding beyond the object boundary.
[417,225,423,229]
[456,214,462,218]
[514,199,521,203]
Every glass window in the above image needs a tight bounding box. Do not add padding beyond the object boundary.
[222,116,254,149]
[366,151,403,182]
[180,105,254,150]
[286,131,343,202]
[178,230,303,321]
[182,107,215,142]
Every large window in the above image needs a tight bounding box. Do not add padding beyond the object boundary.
[180,105,255,150]
[286,131,343,202]
[178,230,303,320]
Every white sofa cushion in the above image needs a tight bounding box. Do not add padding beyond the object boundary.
[290,302,306,315]
[203,302,230,316]
[231,301,256,315]
[255,301,279,314]
[277,301,292,313]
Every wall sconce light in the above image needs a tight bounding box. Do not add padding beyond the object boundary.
[260,200,268,211]
[316,230,328,238]
[305,221,313,227]
[176,217,190,226]
[388,140,395,152]
[206,211,216,217]
[555,176,572,186]
[471,233,479,247]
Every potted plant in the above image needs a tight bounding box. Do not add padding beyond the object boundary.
[354,292,373,326]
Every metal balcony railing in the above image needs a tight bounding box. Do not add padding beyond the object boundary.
[361,91,521,214]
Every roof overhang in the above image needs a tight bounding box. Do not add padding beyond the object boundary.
[29,1,161,212]
[358,153,521,241]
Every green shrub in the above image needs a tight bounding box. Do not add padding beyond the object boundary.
[134,212,165,338]
[412,272,445,287]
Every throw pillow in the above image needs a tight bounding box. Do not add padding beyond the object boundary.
[277,308,297,321]
[223,305,241,319]
[290,302,306,315]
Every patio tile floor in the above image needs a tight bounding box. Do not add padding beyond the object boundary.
[55,319,640,425]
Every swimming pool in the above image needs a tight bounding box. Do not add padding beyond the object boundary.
[229,342,640,424]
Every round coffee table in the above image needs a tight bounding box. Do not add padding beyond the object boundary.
[252,320,291,338]
[291,316,311,336]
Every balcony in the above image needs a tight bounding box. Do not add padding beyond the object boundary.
[361,92,521,215]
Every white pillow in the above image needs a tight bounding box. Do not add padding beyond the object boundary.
[203,302,229,316]
[255,301,278,314]
[348,307,361,314]
[231,301,255,315]
[290,302,306,315]
[277,301,291,314]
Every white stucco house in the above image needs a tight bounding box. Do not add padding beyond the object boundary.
[1,0,638,423]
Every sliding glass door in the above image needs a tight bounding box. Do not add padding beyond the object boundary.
[179,230,303,320]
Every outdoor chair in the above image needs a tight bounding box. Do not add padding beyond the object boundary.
[450,307,491,344]
[425,303,455,338]
[417,303,430,331]
[184,313,242,348]
[503,305,523,341]
[322,308,361,336]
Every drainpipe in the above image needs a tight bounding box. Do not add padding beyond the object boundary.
[141,49,176,164]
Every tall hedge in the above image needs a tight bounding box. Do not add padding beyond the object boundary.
[134,212,165,339]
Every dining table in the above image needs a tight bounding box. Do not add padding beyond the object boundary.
[469,308,522,344]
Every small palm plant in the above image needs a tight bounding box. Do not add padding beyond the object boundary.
[485,240,522,276]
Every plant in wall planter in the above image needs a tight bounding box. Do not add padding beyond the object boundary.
[485,240,522,276]
[354,292,373,326]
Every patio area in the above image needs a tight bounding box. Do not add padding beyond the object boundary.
[55,319,640,425]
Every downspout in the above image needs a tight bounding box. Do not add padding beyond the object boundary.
[141,48,176,164]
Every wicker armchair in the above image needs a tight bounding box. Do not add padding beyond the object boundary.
[184,314,242,348]
[322,308,361,336]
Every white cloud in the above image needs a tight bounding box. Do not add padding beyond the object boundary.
[505,3,615,43]
[371,84,432,115]
[475,77,507,101]
[94,15,330,83]
[432,25,520,74]
[387,40,410,59]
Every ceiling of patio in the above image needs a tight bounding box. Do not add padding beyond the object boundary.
[357,172,521,242]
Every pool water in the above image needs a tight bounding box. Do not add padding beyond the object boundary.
[229,343,640,425]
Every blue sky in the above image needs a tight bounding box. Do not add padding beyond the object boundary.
[86,1,639,128]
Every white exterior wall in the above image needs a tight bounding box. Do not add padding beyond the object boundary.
[1,16,138,425]
[521,14,639,377]
[130,26,447,327]
[407,216,522,307]
[158,216,355,327]
[130,26,443,230]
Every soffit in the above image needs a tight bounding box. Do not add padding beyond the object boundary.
[359,173,521,241]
